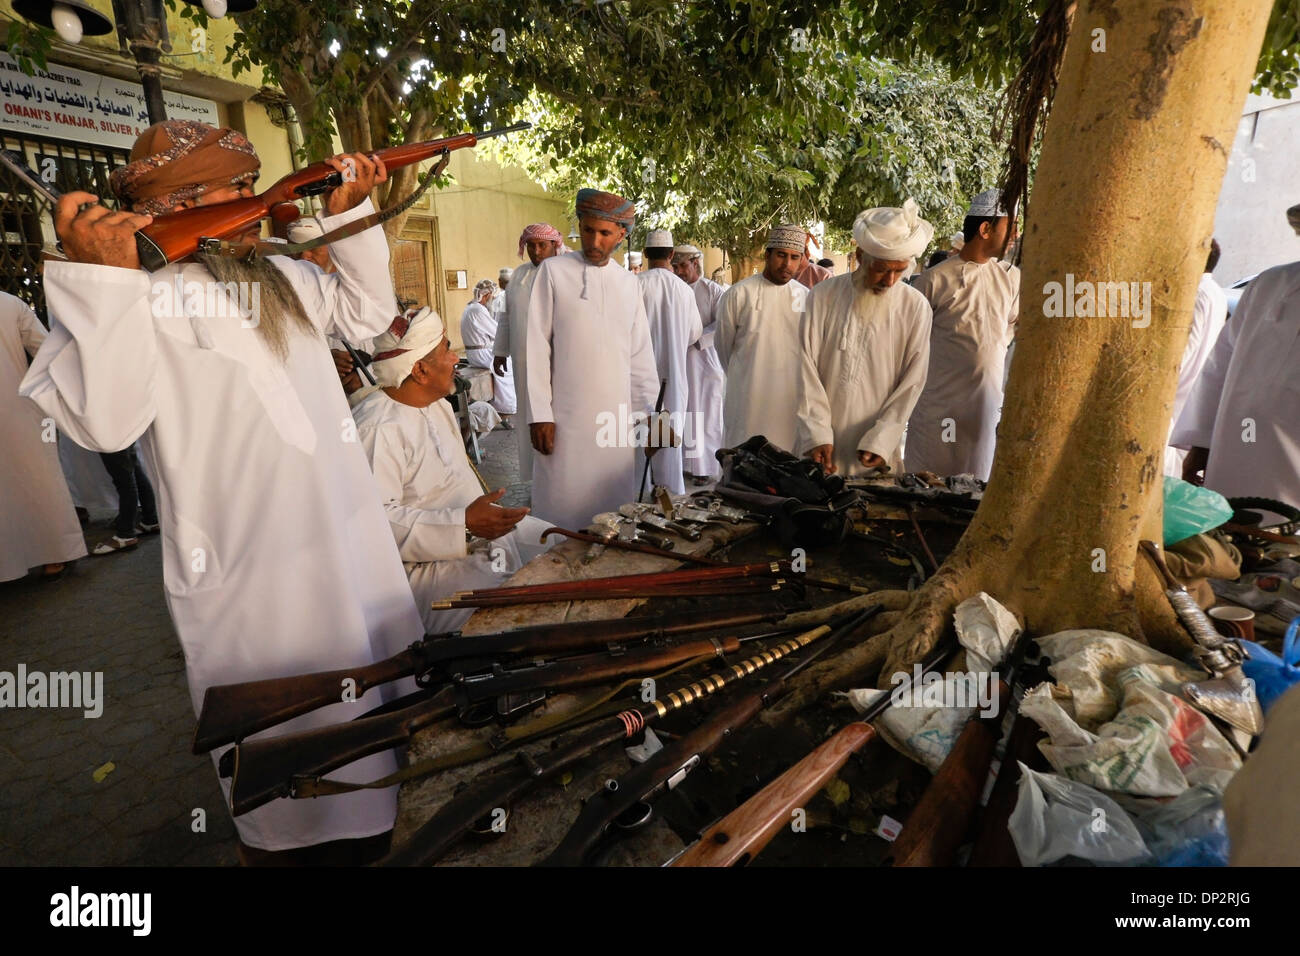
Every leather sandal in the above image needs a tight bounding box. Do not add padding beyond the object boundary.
[92,535,139,555]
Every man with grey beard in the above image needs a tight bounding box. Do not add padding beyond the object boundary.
[796,200,934,476]
[20,120,424,865]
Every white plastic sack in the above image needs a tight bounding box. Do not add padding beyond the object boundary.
[1034,630,1203,729]
[845,592,1019,771]
[1008,764,1150,866]
[1020,667,1241,797]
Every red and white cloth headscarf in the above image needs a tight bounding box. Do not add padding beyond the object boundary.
[517,222,564,258]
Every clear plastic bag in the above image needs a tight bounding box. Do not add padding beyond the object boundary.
[1008,765,1150,866]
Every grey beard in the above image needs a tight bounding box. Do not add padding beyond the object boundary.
[849,263,897,322]
[195,252,317,362]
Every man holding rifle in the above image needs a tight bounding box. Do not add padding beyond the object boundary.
[19,120,426,864]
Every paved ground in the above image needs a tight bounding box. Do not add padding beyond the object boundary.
[0,425,524,866]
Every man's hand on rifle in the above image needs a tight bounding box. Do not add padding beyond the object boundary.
[54,192,153,270]
[644,411,681,459]
[808,444,836,474]
[330,349,362,395]
[531,422,556,455]
[466,488,529,540]
[492,355,509,376]
[323,152,388,216]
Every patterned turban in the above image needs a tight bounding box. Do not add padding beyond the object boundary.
[672,244,703,264]
[473,279,498,298]
[575,188,635,230]
[518,222,563,258]
[852,199,934,262]
[110,120,260,216]
[371,307,447,388]
[765,224,806,254]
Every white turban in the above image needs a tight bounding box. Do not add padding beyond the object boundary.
[287,217,324,244]
[499,267,513,279]
[853,199,934,262]
[473,279,497,298]
[371,306,447,388]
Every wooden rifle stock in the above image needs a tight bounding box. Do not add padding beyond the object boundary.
[193,643,426,754]
[966,711,1047,867]
[133,123,528,271]
[194,607,782,754]
[887,679,1009,867]
[671,721,877,867]
[890,630,1032,867]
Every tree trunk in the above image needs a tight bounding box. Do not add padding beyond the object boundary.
[768,0,1274,720]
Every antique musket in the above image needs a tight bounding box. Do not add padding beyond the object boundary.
[193,606,786,754]
[93,123,528,271]
[377,612,877,866]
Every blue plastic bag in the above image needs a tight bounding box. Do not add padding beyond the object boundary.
[1241,615,1300,714]
[1163,477,1233,546]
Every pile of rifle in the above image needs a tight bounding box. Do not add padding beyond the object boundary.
[191,559,1046,867]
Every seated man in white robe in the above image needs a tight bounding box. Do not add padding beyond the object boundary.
[461,279,516,423]
[20,120,424,864]
[638,229,701,495]
[715,224,810,454]
[905,189,1020,481]
[352,307,548,634]
[797,200,934,476]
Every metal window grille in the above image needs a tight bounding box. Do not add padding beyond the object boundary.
[0,131,129,322]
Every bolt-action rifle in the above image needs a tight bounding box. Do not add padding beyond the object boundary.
[193,607,787,754]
